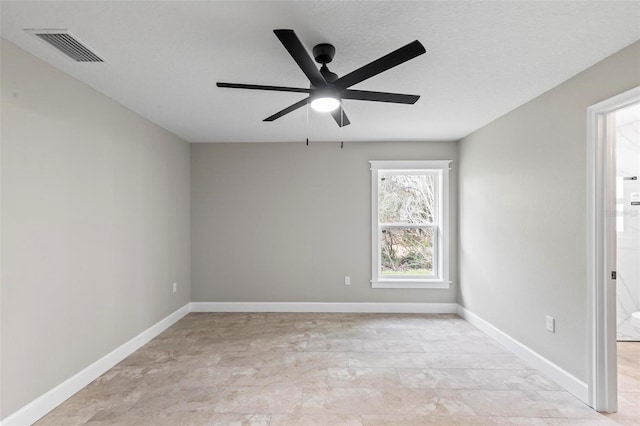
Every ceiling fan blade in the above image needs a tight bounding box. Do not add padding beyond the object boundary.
[334,40,425,90]
[330,106,351,127]
[264,98,309,122]
[217,82,310,94]
[342,89,419,104]
[274,29,327,88]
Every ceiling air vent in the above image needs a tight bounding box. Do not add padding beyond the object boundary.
[26,29,105,63]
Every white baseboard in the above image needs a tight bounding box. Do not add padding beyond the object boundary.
[0,303,190,426]
[190,301,459,314]
[457,305,589,404]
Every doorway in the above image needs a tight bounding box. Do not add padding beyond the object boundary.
[613,102,640,423]
[615,102,640,342]
[587,86,640,414]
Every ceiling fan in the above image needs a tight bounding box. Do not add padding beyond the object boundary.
[217,29,426,127]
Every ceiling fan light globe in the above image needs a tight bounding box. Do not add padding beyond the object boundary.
[310,97,340,112]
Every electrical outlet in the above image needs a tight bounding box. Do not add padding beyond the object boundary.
[172,282,177,293]
[344,276,351,286]
[546,315,555,333]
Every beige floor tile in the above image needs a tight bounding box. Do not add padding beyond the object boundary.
[328,367,404,388]
[372,328,437,340]
[466,369,561,391]
[284,351,349,367]
[320,328,379,340]
[343,314,462,331]
[180,367,258,387]
[619,373,640,393]
[362,414,458,425]
[618,342,640,392]
[117,348,180,367]
[250,335,310,352]
[421,339,507,354]
[89,413,271,425]
[197,340,255,353]
[613,341,640,425]
[361,339,426,353]
[305,338,366,352]
[128,385,222,415]
[254,367,329,387]
[459,390,565,418]
[601,403,640,425]
[36,407,108,425]
[35,380,144,425]
[348,351,420,368]
[419,327,490,340]
[409,353,529,370]
[197,413,272,426]
[459,390,604,419]
[536,391,605,419]
[300,387,475,416]
[599,417,640,426]
[618,392,640,418]
[183,366,329,388]
[270,413,363,426]
[397,368,480,389]
[544,418,621,425]
[452,417,548,425]
[293,319,344,330]
[216,351,285,367]
[213,386,302,414]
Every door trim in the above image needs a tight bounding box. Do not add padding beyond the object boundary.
[587,85,640,412]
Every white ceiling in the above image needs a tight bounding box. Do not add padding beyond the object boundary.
[1,1,639,143]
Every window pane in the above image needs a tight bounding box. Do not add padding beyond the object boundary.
[381,228,433,276]
[379,174,435,223]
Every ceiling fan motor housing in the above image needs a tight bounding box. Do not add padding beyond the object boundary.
[313,43,335,64]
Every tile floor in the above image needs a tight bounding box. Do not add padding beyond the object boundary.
[603,342,640,425]
[36,313,634,425]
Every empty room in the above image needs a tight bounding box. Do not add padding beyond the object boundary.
[1,1,639,425]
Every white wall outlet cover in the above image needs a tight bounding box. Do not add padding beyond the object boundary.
[546,315,555,333]
[345,276,351,286]
[172,282,177,293]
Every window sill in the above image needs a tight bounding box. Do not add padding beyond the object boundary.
[371,280,451,289]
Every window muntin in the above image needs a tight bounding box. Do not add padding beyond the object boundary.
[370,161,451,289]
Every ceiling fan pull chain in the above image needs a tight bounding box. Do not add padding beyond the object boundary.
[306,102,310,146]
[340,107,344,149]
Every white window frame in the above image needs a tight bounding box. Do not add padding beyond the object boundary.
[370,160,451,289]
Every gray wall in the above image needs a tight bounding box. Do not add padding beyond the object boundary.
[0,40,191,418]
[192,141,457,303]
[458,41,640,382]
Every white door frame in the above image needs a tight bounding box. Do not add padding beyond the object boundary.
[587,85,640,412]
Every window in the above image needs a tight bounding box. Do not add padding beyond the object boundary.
[370,160,451,289]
